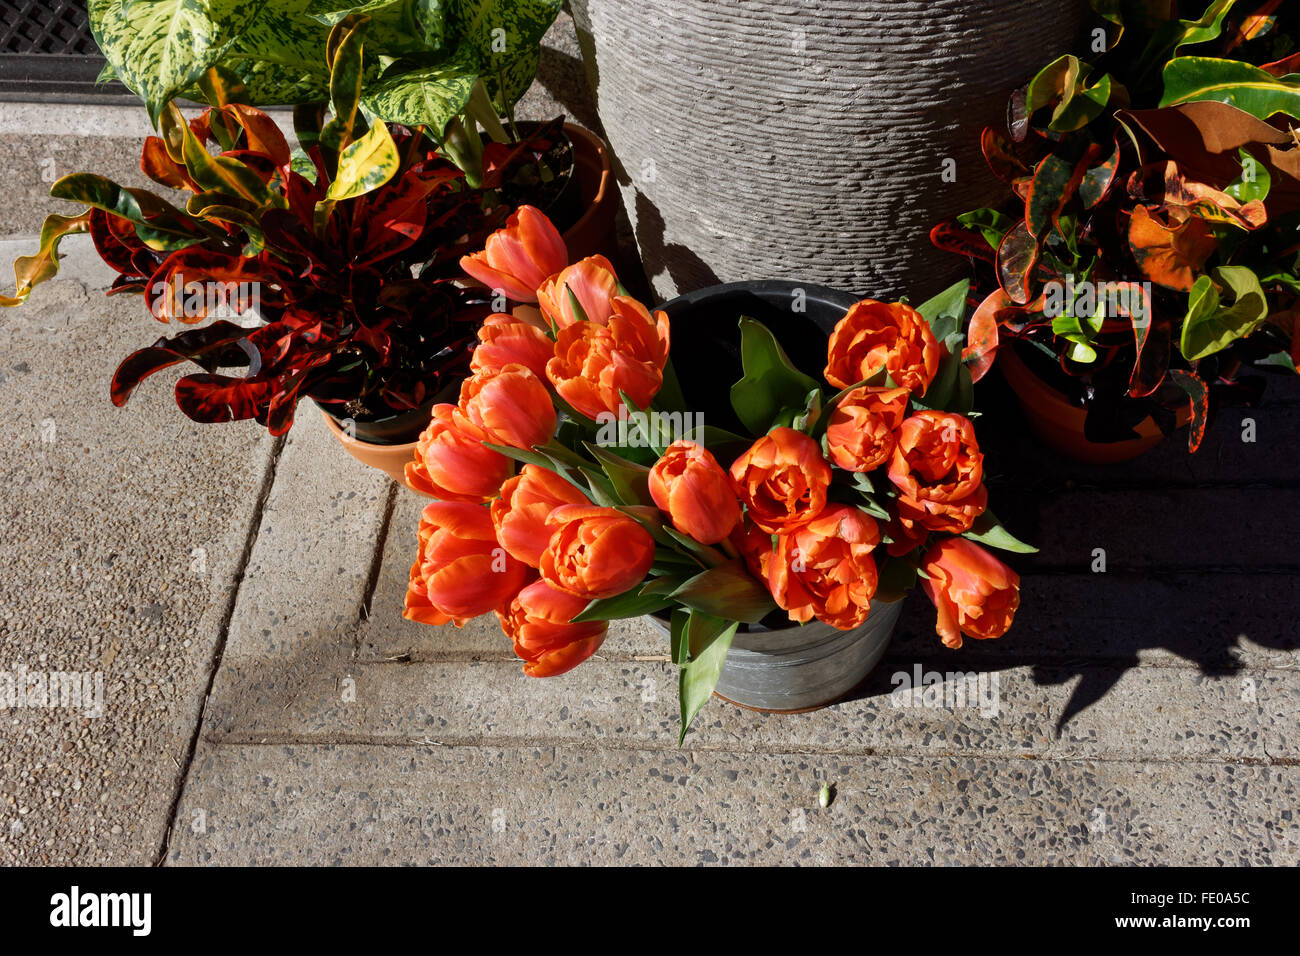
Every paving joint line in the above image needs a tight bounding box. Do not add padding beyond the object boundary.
[192,733,1300,767]
[353,481,399,657]
[151,432,287,867]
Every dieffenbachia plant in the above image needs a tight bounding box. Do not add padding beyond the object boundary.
[89,0,563,184]
[931,0,1300,451]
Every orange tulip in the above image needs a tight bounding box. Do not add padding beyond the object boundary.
[825,385,911,472]
[540,504,656,599]
[732,518,776,583]
[887,410,987,536]
[405,403,513,502]
[768,505,881,629]
[403,501,532,627]
[457,363,557,450]
[729,427,832,534]
[648,440,741,544]
[920,537,1020,648]
[471,313,555,380]
[537,254,621,328]
[824,299,942,396]
[491,464,589,567]
[498,578,609,677]
[460,205,567,303]
[545,296,669,420]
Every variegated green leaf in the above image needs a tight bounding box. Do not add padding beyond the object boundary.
[1160,57,1300,121]
[323,15,371,155]
[361,46,478,134]
[447,0,561,109]
[217,0,333,106]
[89,0,259,125]
[1,212,91,307]
[50,173,202,247]
[308,0,437,54]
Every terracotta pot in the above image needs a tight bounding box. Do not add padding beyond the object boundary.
[997,344,1188,464]
[320,409,424,486]
[558,122,617,261]
[320,124,616,487]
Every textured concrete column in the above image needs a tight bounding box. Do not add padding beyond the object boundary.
[570,0,1089,302]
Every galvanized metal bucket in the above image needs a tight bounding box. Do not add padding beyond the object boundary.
[655,599,905,714]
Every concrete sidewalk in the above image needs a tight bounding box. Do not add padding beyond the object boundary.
[1,12,1297,866]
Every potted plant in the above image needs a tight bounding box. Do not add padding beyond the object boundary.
[88,0,617,258]
[3,17,615,480]
[932,0,1300,462]
[401,210,1033,739]
[2,29,508,479]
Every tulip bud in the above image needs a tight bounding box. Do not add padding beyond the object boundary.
[460,205,567,304]
[648,440,741,545]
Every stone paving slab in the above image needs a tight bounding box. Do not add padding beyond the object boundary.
[0,237,275,865]
[201,654,1292,762]
[165,743,1300,865]
[220,411,392,663]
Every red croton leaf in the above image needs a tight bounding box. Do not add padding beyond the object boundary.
[1165,369,1208,453]
[353,172,438,267]
[145,247,266,324]
[997,220,1041,305]
[111,321,253,408]
[1078,135,1122,210]
[140,136,196,191]
[964,290,1008,382]
[89,208,154,278]
[224,103,292,173]
[1115,280,1169,398]
[981,126,1030,183]
[929,218,997,264]
[1127,205,1216,292]
[1128,160,1267,230]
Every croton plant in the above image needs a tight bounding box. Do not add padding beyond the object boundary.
[1,18,572,436]
[89,0,565,186]
[933,0,1300,450]
[402,208,1034,740]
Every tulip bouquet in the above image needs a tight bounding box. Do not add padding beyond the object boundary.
[403,208,1034,739]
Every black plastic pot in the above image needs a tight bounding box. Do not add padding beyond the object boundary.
[655,279,859,435]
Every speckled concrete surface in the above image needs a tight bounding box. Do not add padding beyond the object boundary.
[0,238,275,864]
[165,744,1299,866]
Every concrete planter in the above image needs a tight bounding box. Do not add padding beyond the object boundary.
[570,0,1088,301]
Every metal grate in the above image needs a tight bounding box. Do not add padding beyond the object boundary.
[0,0,132,100]
[1,0,99,54]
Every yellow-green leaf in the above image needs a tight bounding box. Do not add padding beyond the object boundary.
[325,119,399,202]
[1,212,92,306]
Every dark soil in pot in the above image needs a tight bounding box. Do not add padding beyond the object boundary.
[313,372,464,446]
[657,279,858,436]
[495,120,578,231]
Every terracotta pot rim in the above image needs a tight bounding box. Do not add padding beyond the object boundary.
[558,122,613,257]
